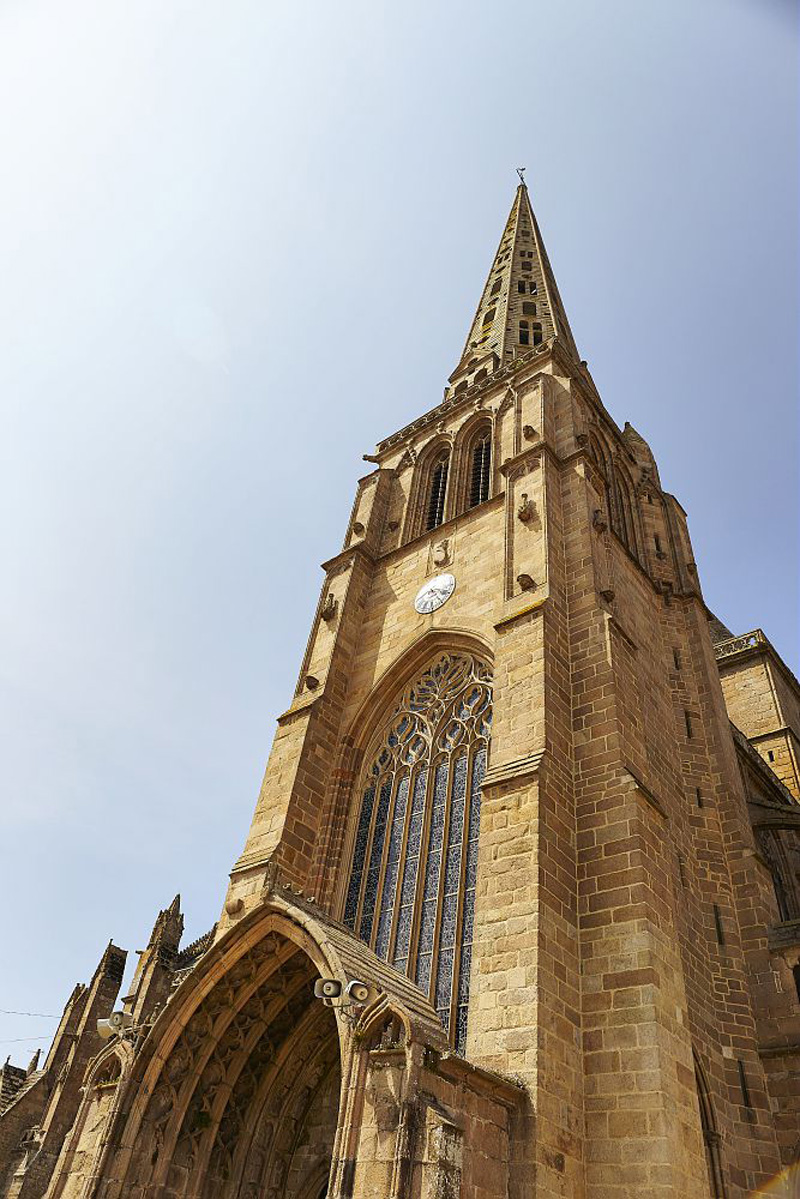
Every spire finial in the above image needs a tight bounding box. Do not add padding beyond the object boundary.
[516,166,526,186]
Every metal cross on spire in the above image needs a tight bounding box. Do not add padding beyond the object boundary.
[516,166,526,186]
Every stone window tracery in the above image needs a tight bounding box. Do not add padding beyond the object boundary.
[343,653,492,1052]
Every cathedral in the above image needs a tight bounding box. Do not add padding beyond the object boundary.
[3,180,800,1199]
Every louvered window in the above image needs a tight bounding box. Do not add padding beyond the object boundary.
[425,454,449,531]
[468,432,491,508]
[343,654,492,1052]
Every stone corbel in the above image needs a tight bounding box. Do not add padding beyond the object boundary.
[321,593,339,622]
[517,494,537,524]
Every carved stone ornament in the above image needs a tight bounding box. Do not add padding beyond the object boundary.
[600,587,615,603]
[352,521,365,537]
[432,538,451,568]
[496,390,515,417]
[260,857,280,895]
[321,593,338,622]
[575,432,589,447]
[387,519,400,532]
[522,424,537,441]
[396,447,416,473]
[305,674,320,691]
[592,508,608,533]
[516,573,536,592]
[517,494,537,524]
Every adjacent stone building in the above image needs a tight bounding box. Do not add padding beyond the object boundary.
[2,181,799,1198]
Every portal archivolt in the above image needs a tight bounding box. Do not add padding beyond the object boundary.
[110,928,340,1199]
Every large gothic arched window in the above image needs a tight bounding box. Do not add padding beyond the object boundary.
[342,653,492,1052]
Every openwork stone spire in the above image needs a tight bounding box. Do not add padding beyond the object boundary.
[448,182,580,394]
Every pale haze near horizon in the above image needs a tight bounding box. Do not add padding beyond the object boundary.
[0,0,797,1057]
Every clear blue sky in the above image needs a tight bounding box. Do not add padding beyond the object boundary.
[1,0,797,1057]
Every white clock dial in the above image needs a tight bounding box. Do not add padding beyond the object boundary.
[414,573,456,615]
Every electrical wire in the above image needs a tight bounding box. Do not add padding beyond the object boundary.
[0,1009,59,1018]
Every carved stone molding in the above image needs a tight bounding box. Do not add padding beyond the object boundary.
[482,749,546,792]
[500,451,541,481]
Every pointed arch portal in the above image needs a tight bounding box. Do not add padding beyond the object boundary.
[118,927,341,1199]
[92,896,450,1199]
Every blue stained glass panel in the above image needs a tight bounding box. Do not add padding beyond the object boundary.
[359,779,392,943]
[413,762,448,988]
[468,747,485,835]
[464,837,479,890]
[451,754,467,820]
[443,847,462,896]
[374,776,410,959]
[462,893,474,943]
[448,801,464,840]
[451,745,486,1053]
[435,946,454,1009]
[440,900,457,946]
[455,1004,469,1053]
[405,768,428,856]
[399,869,417,908]
[434,944,453,1002]
[422,849,441,901]
[343,785,376,928]
[392,768,427,967]
[417,904,436,953]
[393,904,413,968]
[457,945,472,1002]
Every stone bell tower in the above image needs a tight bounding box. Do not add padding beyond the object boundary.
[215,181,791,1197]
[10,180,797,1199]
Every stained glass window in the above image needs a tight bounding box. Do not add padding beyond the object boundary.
[342,653,492,1053]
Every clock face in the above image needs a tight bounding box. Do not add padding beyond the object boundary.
[414,573,456,615]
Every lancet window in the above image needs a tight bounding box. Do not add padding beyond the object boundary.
[468,428,492,508]
[425,452,450,531]
[343,653,492,1052]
